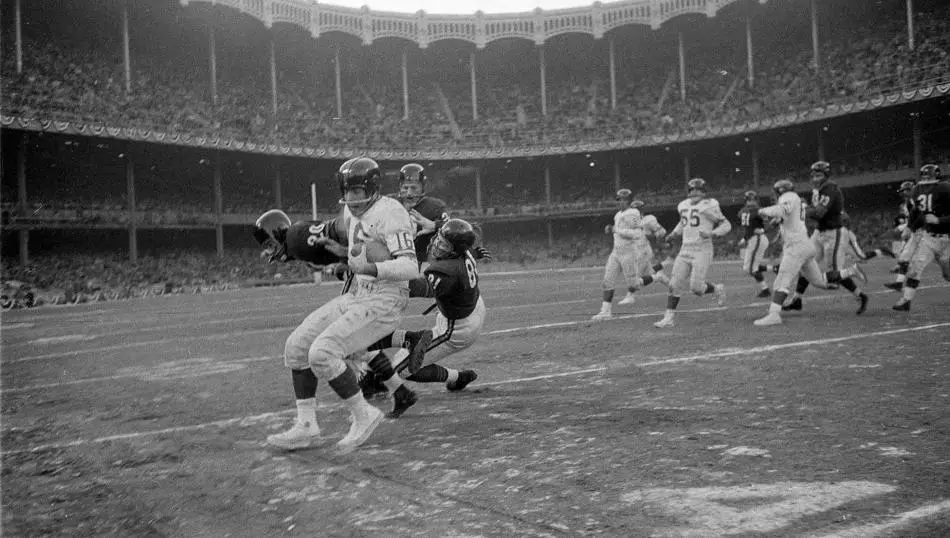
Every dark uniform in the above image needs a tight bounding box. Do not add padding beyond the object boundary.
[408,251,485,364]
[408,196,449,263]
[808,181,847,271]
[283,219,348,266]
[906,180,950,278]
[738,203,768,277]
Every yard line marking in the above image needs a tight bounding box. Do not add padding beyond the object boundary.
[3,319,947,454]
[812,498,950,538]
[29,334,91,345]
[630,322,950,367]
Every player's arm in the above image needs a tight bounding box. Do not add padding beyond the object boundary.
[925,186,950,225]
[706,202,732,237]
[613,211,642,240]
[409,268,454,299]
[350,213,420,281]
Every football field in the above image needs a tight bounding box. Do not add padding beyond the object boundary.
[3,259,950,537]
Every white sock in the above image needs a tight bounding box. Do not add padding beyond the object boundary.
[295,398,318,427]
[896,274,906,283]
[600,301,611,312]
[445,368,460,385]
[382,374,404,393]
[768,302,782,314]
[759,281,769,290]
[342,392,374,416]
[665,309,675,317]
[391,330,407,348]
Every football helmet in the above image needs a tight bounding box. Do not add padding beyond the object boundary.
[428,218,477,260]
[253,209,292,263]
[616,188,634,208]
[744,190,758,204]
[810,161,831,187]
[631,199,645,209]
[337,157,382,216]
[398,163,426,206]
[773,179,795,197]
[687,178,707,202]
[919,163,942,182]
[898,180,915,197]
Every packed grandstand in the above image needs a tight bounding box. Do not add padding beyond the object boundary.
[1,0,949,306]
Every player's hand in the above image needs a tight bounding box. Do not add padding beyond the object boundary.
[409,209,436,233]
[472,246,493,262]
[925,213,939,225]
[604,224,614,235]
[331,262,351,281]
[737,238,747,248]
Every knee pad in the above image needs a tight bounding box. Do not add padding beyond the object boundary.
[283,335,310,370]
[308,344,348,379]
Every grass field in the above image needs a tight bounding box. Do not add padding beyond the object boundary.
[2,257,949,537]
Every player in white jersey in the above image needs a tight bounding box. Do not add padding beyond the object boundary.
[654,178,731,328]
[592,190,669,320]
[753,179,860,326]
[636,201,670,279]
[266,157,420,453]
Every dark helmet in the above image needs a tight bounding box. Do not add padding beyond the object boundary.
[744,190,758,204]
[687,178,707,200]
[773,179,795,197]
[337,157,382,215]
[429,218,477,260]
[398,163,427,206]
[616,188,634,204]
[810,161,831,186]
[919,163,942,182]
[898,180,915,196]
[253,209,292,263]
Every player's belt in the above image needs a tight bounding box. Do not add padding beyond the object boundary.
[753,228,765,234]
[352,278,408,297]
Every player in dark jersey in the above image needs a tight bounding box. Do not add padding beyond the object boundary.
[397,163,450,264]
[783,161,869,314]
[737,190,772,298]
[894,164,950,310]
[887,179,922,291]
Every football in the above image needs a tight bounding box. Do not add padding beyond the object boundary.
[362,240,392,263]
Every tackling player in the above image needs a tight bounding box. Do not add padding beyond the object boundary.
[654,178,731,328]
[263,157,420,453]
[592,189,668,320]
[373,219,485,418]
[782,161,870,315]
[737,190,772,298]
[754,180,842,326]
[893,164,950,310]
[397,163,449,265]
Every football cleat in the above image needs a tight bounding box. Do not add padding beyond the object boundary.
[756,288,772,299]
[266,420,323,450]
[856,293,869,315]
[884,282,904,292]
[402,330,433,375]
[714,284,727,307]
[654,314,675,328]
[386,387,418,419]
[591,311,613,321]
[336,406,384,454]
[782,297,803,311]
[892,300,911,312]
[447,370,478,392]
[753,312,783,326]
[618,293,637,305]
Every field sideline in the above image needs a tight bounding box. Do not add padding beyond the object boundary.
[3,259,949,536]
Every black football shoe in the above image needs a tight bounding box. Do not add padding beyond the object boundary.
[447,370,478,392]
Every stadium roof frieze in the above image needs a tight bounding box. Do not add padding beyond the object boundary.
[4,81,947,160]
[179,0,767,47]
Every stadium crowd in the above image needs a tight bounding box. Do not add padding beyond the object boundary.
[2,1,948,150]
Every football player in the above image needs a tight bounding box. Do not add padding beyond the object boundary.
[264,157,421,453]
[894,164,950,310]
[369,219,485,418]
[633,199,671,281]
[592,189,668,320]
[754,179,842,326]
[737,190,772,298]
[397,163,449,265]
[782,161,870,314]
[654,178,731,328]
[253,208,434,418]
[886,178,923,292]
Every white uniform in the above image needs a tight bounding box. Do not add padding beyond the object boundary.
[602,207,645,290]
[670,198,727,295]
[636,214,666,275]
[759,192,827,293]
[284,197,418,378]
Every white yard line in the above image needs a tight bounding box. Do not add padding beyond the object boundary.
[813,499,950,538]
[3,320,947,453]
